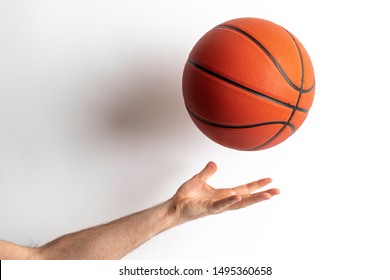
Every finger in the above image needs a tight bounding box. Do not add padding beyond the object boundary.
[228,190,279,211]
[228,193,269,210]
[233,178,273,195]
[209,195,241,213]
[197,161,217,182]
[265,188,280,196]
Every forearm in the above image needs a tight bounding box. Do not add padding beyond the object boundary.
[1,162,278,260]
[38,199,178,260]
[0,240,39,260]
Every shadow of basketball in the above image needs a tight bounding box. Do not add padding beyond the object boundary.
[84,54,193,152]
[71,52,199,213]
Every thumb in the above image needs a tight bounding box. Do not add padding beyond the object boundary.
[197,161,217,182]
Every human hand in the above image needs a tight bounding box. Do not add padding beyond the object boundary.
[168,161,280,224]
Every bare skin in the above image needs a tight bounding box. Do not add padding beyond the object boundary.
[0,161,280,260]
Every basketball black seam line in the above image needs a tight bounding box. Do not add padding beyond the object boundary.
[216,24,315,94]
[248,29,306,151]
[185,104,296,133]
[187,59,309,113]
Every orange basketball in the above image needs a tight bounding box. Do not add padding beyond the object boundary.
[182,18,315,151]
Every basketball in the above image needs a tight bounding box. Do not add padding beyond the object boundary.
[182,18,315,151]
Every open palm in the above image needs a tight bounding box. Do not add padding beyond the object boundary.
[170,162,280,223]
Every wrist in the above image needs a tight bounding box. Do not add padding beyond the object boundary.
[160,198,184,227]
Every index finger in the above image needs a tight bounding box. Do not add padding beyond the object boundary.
[232,178,273,195]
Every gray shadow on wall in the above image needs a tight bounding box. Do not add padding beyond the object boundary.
[95,58,189,149]
[75,53,197,212]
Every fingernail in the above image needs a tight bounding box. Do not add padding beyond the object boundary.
[263,193,272,199]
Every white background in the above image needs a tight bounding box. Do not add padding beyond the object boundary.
[1,0,389,278]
